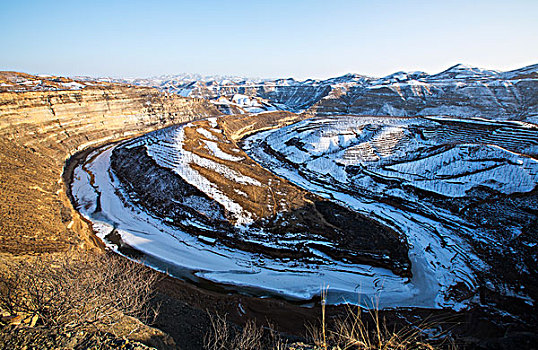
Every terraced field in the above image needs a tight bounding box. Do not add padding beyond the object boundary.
[245,115,538,309]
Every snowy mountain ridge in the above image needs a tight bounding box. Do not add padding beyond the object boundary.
[75,63,538,121]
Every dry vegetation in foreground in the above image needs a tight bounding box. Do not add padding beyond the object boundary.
[305,306,446,350]
[204,313,290,350]
[203,295,447,350]
[0,252,164,349]
[0,250,448,350]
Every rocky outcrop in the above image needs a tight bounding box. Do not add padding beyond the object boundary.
[0,72,220,255]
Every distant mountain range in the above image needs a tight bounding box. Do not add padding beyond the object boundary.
[75,63,538,122]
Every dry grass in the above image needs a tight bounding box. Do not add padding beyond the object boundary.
[203,312,291,350]
[0,251,159,333]
[203,293,446,350]
[330,307,437,349]
[307,296,448,350]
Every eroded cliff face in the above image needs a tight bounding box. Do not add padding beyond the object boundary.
[0,72,220,255]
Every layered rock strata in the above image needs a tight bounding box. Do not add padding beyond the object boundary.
[0,72,219,254]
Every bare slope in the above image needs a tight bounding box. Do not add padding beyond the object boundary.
[0,72,219,255]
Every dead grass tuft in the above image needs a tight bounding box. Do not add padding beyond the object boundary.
[308,296,450,350]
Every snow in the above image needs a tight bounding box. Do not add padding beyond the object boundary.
[207,117,218,128]
[232,94,261,107]
[196,127,218,140]
[379,144,538,197]
[418,105,481,117]
[200,139,244,161]
[61,82,85,90]
[258,116,538,200]
[144,126,255,225]
[70,113,537,309]
[71,144,424,307]
[210,93,277,114]
[198,235,217,244]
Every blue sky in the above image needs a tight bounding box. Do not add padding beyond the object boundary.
[1,0,537,79]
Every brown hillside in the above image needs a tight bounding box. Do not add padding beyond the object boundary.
[0,72,220,255]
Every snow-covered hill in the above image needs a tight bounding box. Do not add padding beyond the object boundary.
[244,115,538,308]
[77,64,538,122]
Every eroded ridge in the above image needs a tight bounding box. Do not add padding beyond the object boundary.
[110,112,411,276]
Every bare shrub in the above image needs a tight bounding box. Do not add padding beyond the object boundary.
[204,313,264,350]
[267,321,289,350]
[234,319,264,350]
[204,313,231,350]
[0,251,159,333]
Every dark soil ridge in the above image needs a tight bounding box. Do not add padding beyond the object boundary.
[109,139,411,276]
